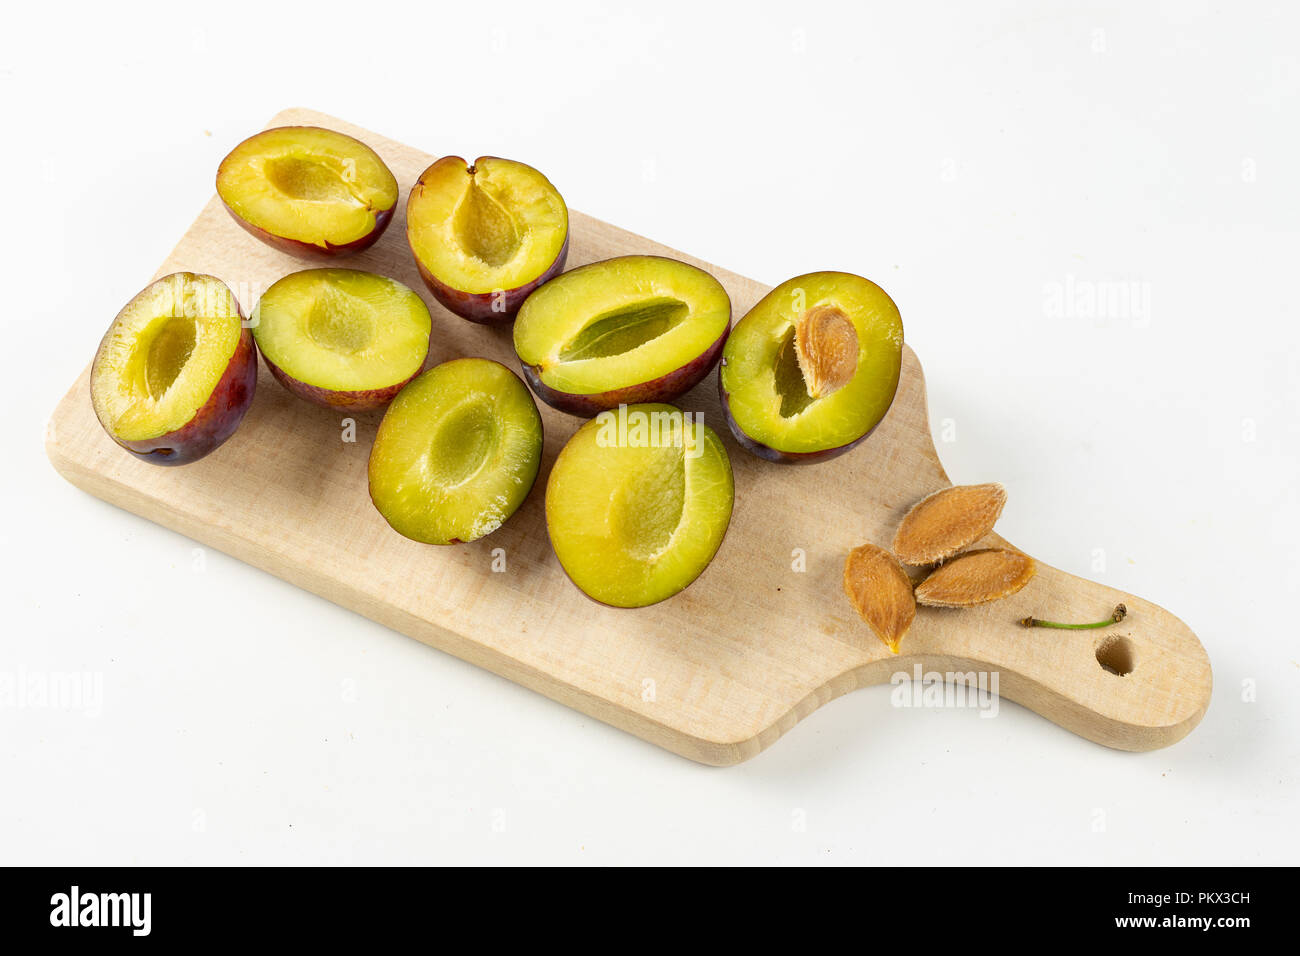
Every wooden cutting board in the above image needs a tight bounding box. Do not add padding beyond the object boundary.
[45,108,1212,765]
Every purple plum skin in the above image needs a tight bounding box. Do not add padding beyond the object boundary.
[716,368,891,465]
[259,349,414,411]
[220,202,394,260]
[520,324,729,418]
[415,234,569,324]
[98,328,258,467]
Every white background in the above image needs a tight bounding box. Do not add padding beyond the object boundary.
[2,0,1296,865]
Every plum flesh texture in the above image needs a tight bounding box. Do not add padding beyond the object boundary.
[406,156,568,322]
[545,403,734,607]
[217,126,399,258]
[251,269,431,410]
[719,272,903,464]
[90,273,257,466]
[513,256,731,417]
[368,359,543,545]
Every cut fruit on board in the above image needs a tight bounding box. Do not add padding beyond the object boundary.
[46,108,1212,765]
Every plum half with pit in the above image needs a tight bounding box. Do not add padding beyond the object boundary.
[368,359,543,545]
[251,269,431,410]
[406,156,568,322]
[90,272,257,466]
[513,255,730,417]
[719,272,903,463]
[545,403,734,607]
[217,126,399,258]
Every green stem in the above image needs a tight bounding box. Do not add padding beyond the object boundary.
[1021,604,1127,629]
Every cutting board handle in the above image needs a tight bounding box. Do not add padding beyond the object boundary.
[857,544,1212,751]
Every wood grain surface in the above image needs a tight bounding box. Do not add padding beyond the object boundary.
[45,108,1212,765]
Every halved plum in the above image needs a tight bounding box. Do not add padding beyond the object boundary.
[719,272,903,463]
[217,126,399,258]
[251,269,431,410]
[513,255,731,417]
[90,272,257,466]
[406,156,568,322]
[546,403,734,607]
[368,358,543,545]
